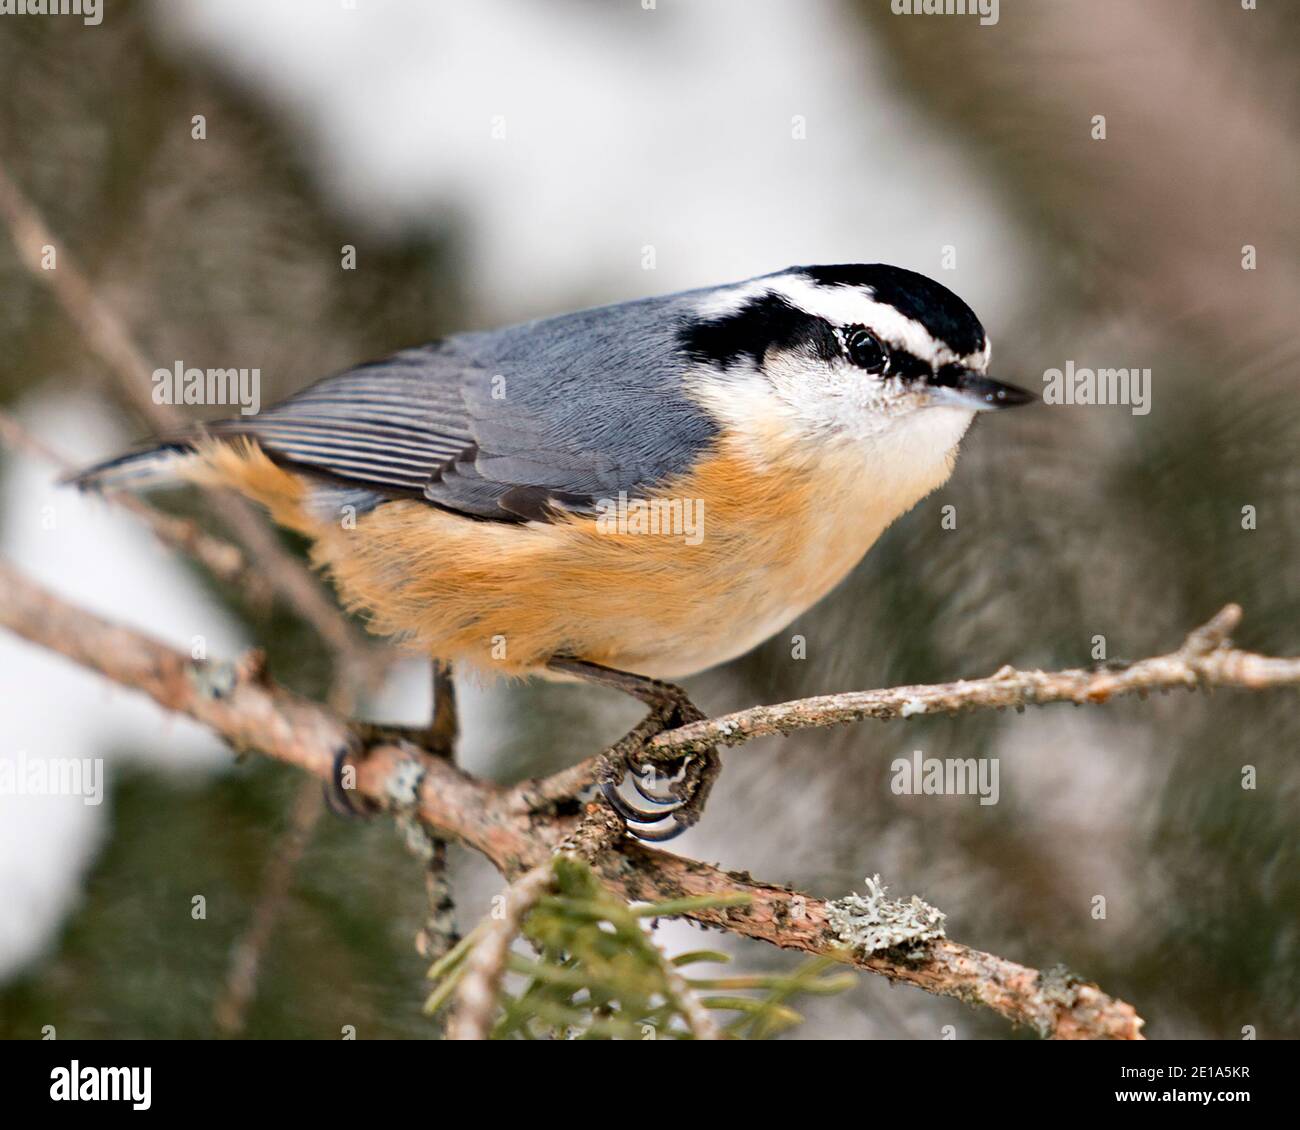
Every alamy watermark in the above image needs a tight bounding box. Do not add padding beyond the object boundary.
[50,1061,150,1110]
[1042,361,1151,416]
[0,752,104,805]
[891,749,999,806]
[0,0,101,25]
[595,491,705,546]
[153,361,261,416]
[891,0,998,27]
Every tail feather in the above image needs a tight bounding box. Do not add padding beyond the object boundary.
[68,436,390,532]
[66,442,199,493]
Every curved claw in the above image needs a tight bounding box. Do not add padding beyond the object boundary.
[630,760,686,804]
[601,779,685,824]
[625,817,689,843]
[600,776,692,843]
[325,747,377,818]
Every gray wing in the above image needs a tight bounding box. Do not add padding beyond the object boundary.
[211,346,473,495]
[210,292,720,521]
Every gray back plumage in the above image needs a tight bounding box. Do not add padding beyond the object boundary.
[74,263,983,517]
[206,290,721,521]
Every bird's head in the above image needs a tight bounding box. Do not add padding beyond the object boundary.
[679,264,1032,458]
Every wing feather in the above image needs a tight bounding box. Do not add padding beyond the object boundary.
[184,294,721,521]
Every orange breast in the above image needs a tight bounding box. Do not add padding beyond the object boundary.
[189,432,949,679]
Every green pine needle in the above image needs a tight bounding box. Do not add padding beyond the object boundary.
[425,857,853,1039]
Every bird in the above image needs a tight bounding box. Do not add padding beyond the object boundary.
[73,263,1033,839]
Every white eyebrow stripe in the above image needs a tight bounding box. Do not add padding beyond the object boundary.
[692,279,778,320]
[693,274,967,367]
[964,335,992,372]
[772,277,954,363]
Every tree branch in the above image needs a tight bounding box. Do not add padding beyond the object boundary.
[0,159,382,689]
[446,863,558,1041]
[22,561,1300,1035]
[213,779,323,1036]
[0,407,259,596]
[645,603,1296,757]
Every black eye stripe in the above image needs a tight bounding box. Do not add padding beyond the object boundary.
[680,294,839,369]
[799,263,987,357]
[887,349,931,380]
[679,293,942,384]
[841,327,931,380]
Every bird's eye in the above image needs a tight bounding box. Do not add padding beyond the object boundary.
[844,326,890,375]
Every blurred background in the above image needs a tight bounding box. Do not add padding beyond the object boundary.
[0,0,1296,1039]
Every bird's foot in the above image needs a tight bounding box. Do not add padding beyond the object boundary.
[324,746,382,818]
[329,660,457,818]
[546,657,723,842]
[355,721,454,758]
[598,694,721,843]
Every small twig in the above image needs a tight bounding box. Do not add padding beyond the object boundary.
[0,158,383,690]
[602,846,1142,1039]
[213,778,323,1036]
[446,863,557,1041]
[644,930,723,1040]
[523,603,1296,809]
[644,603,1296,757]
[414,837,459,962]
[446,811,718,1042]
[413,662,461,962]
[0,407,259,594]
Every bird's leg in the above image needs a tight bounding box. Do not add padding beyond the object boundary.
[326,661,458,816]
[427,659,458,758]
[351,660,459,755]
[547,657,721,841]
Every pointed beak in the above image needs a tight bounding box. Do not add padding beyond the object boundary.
[926,365,1036,412]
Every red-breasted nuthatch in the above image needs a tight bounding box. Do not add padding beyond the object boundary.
[75,264,1033,837]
